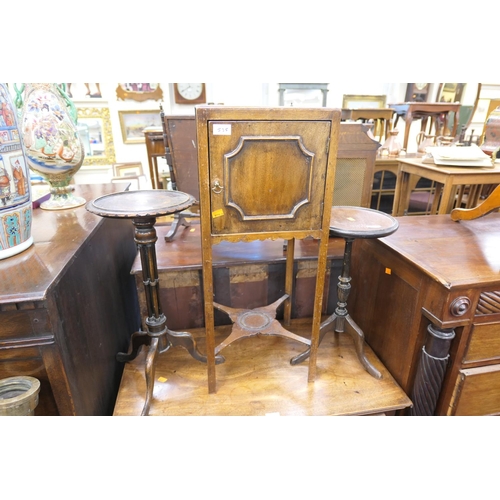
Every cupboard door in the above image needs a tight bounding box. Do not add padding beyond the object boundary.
[207,120,331,236]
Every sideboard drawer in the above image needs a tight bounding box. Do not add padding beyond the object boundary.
[0,308,52,341]
[464,322,500,364]
[451,364,500,416]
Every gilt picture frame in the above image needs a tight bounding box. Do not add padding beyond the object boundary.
[115,84,163,102]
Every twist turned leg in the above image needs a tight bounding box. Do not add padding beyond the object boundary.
[409,324,455,416]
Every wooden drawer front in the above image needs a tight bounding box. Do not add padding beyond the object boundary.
[452,365,500,416]
[464,322,500,363]
[0,308,52,342]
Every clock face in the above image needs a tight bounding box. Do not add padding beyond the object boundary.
[177,83,204,100]
[415,83,428,90]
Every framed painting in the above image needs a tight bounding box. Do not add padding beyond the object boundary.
[115,84,163,102]
[118,109,162,144]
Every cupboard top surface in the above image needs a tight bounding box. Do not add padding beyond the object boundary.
[379,213,500,288]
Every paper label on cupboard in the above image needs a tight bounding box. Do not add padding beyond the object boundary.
[213,124,231,135]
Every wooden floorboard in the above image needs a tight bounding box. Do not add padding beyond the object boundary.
[113,319,412,416]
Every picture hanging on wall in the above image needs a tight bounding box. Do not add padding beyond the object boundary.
[118,109,162,144]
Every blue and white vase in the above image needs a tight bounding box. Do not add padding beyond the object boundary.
[16,83,85,210]
[0,83,33,260]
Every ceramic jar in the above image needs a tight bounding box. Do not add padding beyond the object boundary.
[0,83,33,260]
[17,83,85,210]
[381,129,402,157]
[416,132,436,154]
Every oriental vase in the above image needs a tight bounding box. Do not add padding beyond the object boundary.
[16,83,86,210]
[0,83,33,260]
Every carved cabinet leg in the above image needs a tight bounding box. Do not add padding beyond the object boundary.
[409,324,455,416]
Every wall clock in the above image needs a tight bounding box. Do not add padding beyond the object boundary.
[173,83,206,104]
[405,83,430,102]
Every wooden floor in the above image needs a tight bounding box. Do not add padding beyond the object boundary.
[113,319,412,416]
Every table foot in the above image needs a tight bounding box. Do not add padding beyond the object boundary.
[142,337,159,416]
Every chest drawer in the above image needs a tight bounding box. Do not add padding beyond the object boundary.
[450,364,500,416]
[464,322,500,364]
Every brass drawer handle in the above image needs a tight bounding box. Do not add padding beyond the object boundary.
[212,180,224,194]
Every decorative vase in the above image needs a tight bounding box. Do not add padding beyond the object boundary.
[15,83,86,210]
[0,83,33,260]
[381,129,402,157]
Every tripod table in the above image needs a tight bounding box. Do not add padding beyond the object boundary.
[86,189,221,415]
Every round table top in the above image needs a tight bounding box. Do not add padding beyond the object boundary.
[329,206,399,239]
[86,190,195,219]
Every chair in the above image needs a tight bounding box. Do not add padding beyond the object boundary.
[335,123,380,208]
[196,106,341,394]
[450,147,500,221]
[160,113,200,241]
[110,162,147,190]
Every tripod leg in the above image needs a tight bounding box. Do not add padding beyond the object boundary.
[117,330,150,362]
[141,337,159,416]
[344,315,382,379]
[164,214,191,242]
[166,328,225,364]
[289,314,337,365]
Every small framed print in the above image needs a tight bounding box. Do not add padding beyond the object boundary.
[118,109,162,144]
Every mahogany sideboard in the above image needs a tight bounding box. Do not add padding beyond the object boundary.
[350,212,500,415]
[0,184,140,415]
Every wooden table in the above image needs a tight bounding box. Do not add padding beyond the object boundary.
[0,184,140,415]
[393,157,500,216]
[389,102,461,150]
[341,108,395,142]
[113,320,411,416]
[350,213,500,415]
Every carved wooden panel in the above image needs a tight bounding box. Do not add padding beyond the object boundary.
[207,120,331,236]
[475,290,500,315]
